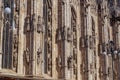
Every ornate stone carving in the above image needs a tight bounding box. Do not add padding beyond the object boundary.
[48,57,52,71]
[47,41,52,53]
[67,28,72,42]
[73,32,77,45]
[61,26,66,40]
[13,34,18,70]
[85,35,89,47]
[81,63,85,73]
[73,63,77,75]
[89,36,93,49]
[15,0,19,11]
[67,55,73,69]
[32,14,36,30]
[26,15,30,32]
[47,22,52,37]
[14,13,19,28]
[37,48,42,64]
[56,28,62,42]
[73,47,77,60]
[99,67,103,77]
[37,16,44,33]
[48,9,52,22]
[80,37,85,48]
[57,55,62,68]
[25,48,30,63]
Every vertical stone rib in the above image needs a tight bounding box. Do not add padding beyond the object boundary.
[0,0,3,69]
[17,0,25,74]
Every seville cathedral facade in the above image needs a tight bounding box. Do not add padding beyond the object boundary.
[0,0,120,80]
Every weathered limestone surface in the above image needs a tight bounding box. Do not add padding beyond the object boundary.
[0,0,120,80]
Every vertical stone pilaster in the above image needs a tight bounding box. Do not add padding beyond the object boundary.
[17,0,26,75]
[0,0,3,69]
[51,0,58,78]
[64,0,69,79]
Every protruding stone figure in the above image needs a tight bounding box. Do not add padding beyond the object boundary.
[67,28,72,42]
[90,63,94,74]
[13,34,18,49]
[48,9,52,22]
[37,47,42,64]
[25,48,30,63]
[73,32,77,45]
[37,16,44,33]
[67,55,73,69]
[80,37,85,48]
[32,14,36,30]
[73,62,77,75]
[61,26,66,40]
[85,35,89,47]
[56,28,62,41]
[26,15,30,32]
[47,22,52,37]
[15,0,19,11]
[72,20,76,31]
[13,34,18,70]
[57,55,62,68]
[48,57,52,71]
[99,44,102,54]
[14,13,19,28]
[47,40,52,53]
[89,36,93,49]
[99,67,103,77]
[81,62,85,73]
[73,47,77,59]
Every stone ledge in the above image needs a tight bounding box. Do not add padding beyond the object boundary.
[0,69,54,79]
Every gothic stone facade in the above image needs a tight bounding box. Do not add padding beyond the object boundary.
[0,0,120,80]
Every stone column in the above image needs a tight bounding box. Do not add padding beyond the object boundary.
[85,2,93,80]
[63,0,69,79]
[36,0,43,76]
[17,0,26,75]
[0,1,3,69]
[51,0,58,78]
[31,0,37,75]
